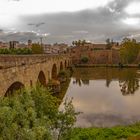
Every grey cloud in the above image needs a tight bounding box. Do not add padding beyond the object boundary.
[0,31,40,43]
[1,0,140,44]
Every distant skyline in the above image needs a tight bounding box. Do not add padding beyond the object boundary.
[0,0,140,44]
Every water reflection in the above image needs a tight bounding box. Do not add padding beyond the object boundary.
[72,68,140,95]
[60,68,140,127]
[119,70,140,95]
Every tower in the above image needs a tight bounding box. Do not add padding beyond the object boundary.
[28,40,32,48]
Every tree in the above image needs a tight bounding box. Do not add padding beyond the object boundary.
[0,85,78,140]
[31,43,44,54]
[72,40,86,47]
[106,38,113,50]
[120,38,140,64]
[72,41,75,46]
[81,40,86,46]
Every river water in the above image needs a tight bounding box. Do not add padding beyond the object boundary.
[60,67,140,127]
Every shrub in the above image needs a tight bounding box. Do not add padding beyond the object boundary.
[81,56,89,64]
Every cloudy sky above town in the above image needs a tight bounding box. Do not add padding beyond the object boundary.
[0,0,140,44]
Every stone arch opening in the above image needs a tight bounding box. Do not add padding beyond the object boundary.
[60,61,63,70]
[37,71,47,87]
[5,82,24,96]
[52,64,57,79]
[67,60,70,67]
[65,60,67,68]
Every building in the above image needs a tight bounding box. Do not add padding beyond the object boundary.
[43,44,54,54]
[52,43,69,53]
[9,41,19,49]
[28,40,32,48]
[70,42,120,64]
[43,43,69,54]
[0,42,9,48]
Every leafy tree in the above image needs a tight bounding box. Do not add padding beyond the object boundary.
[81,40,86,46]
[120,38,140,64]
[54,98,78,140]
[0,85,77,140]
[72,40,87,47]
[106,38,113,50]
[31,43,44,54]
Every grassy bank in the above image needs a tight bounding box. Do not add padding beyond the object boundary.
[68,123,140,140]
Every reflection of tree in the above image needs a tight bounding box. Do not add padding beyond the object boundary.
[105,68,112,87]
[119,70,140,95]
[73,78,89,86]
[106,79,111,87]
[72,68,140,95]
[76,78,82,86]
[82,79,89,85]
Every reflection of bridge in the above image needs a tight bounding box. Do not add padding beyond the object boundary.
[0,55,71,96]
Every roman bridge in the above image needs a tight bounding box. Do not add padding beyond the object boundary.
[0,54,71,96]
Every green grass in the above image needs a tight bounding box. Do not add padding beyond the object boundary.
[68,123,140,140]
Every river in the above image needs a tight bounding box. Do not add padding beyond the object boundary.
[60,67,140,127]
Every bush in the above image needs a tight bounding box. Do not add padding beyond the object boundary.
[58,70,69,79]
[0,48,32,55]
[81,56,89,64]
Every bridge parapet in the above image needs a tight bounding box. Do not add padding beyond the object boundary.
[0,54,70,69]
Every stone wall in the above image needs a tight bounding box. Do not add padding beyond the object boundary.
[71,50,120,64]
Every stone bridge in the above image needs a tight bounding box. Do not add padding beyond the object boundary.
[0,54,71,96]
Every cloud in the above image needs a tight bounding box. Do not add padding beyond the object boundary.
[124,1,140,15]
[122,17,140,26]
[0,0,140,44]
[72,30,89,34]
[0,31,48,42]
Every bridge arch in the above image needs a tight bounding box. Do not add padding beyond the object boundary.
[52,64,57,80]
[64,60,67,68]
[5,81,24,96]
[60,61,63,70]
[37,71,47,87]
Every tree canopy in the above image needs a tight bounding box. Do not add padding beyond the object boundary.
[31,43,44,54]
[120,38,140,64]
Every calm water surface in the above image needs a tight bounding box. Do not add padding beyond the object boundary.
[60,68,140,127]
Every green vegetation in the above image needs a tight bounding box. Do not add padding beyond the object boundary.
[31,43,44,54]
[1,84,140,139]
[72,40,86,47]
[80,56,89,63]
[58,69,71,79]
[0,43,44,55]
[106,38,114,50]
[0,48,32,55]
[69,124,140,140]
[0,86,77,140]
[120,38,140,64]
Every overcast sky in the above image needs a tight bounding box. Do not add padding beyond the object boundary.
[0,0,140,44]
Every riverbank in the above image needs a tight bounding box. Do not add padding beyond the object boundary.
[75,64,140,68]
[69,123,140,140]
